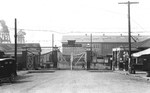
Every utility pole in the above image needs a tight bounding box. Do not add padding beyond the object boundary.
[52,34,54,50]
[15,18,17,70]
[119,1,139,74]
[90,33,92,63]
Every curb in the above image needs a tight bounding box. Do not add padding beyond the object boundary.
[27,70,55,73]
[88,70,114,72]
[17,71,29,76]
[114,71,150,81]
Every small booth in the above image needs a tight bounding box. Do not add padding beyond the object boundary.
[112,47,126,70]
[112,46,138,71]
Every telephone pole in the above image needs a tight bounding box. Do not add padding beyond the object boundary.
[15,18,17,70]
[52,34,54,50]
[118,1,139,74]
[90,33,92,63]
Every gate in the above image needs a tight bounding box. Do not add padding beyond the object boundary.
[26,50,40,70]
[58,51,112,70]
[70,52,86,70]
[90,51,112,70]
[26,51,35,70]
[22,47,40,70]
[57,52,71,70]
[40,47,58,69]
[57,52,87,70]
[86,50,112,70]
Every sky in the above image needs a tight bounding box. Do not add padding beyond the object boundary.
[0,0,150,47]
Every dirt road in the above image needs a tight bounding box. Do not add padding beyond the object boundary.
[0,70,150,93]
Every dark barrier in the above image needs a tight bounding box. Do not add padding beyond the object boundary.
[52,50,58,68]
[86,51,92,70]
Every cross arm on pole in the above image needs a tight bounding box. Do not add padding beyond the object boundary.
[118,1,139,5]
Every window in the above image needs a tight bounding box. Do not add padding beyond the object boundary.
[9,61,12,64]
[5,61,8,64]
[68,40,76,47]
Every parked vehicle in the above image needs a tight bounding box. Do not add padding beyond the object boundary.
[0,58,17,83]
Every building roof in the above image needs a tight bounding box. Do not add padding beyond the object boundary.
[62,35,149,43]
[0,43,41,52]
[131,38,150,48]
[132,48,150,57]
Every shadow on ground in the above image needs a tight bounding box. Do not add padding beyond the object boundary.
[0,74,32,86]
[88,70,113,72]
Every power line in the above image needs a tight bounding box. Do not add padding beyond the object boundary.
[8,27,69,34]
[131,18,147,32]
[8,26,150,34]
[8,27,149,33]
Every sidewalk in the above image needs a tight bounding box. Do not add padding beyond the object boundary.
[17,69,55,76]
[115,70,150,81]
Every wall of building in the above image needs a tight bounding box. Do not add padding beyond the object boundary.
[62,47,85,55]
[62,42,129,57]
[101,43,129,56]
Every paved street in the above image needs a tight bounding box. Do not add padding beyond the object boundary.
[0,70,150,93]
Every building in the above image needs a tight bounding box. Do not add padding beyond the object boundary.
[0,43,41,70]
[112,38,150,71]
[61,35,148,57]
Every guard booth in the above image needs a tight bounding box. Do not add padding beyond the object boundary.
[112,46,138,72]
[112,48,125,70]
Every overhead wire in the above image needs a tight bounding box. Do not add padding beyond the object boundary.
[131,18,148,33]
[8,26,150,34]
[6,8,150,34]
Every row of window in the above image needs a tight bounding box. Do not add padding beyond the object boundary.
[0,61,13,66]
[62,44,82,47]
[92,44,101,48]
[63,44,102,48]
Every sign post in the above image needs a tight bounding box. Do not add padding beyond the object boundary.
[70,53,73,70]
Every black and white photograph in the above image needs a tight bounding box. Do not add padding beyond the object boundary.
[0,0,150,93]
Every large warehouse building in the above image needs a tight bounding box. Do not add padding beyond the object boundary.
[61,35,149,57]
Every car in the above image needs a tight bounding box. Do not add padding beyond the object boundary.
[0,58,17,83]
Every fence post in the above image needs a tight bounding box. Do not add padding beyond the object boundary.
[52,47,58,69]
[22,51,27,70]
[86,50,91,70]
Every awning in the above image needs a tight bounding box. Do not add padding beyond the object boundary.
[132,48,150,57]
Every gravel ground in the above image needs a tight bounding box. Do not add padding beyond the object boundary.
[0,70,150,93]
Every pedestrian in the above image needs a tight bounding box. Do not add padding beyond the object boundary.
[82,63,85,69]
